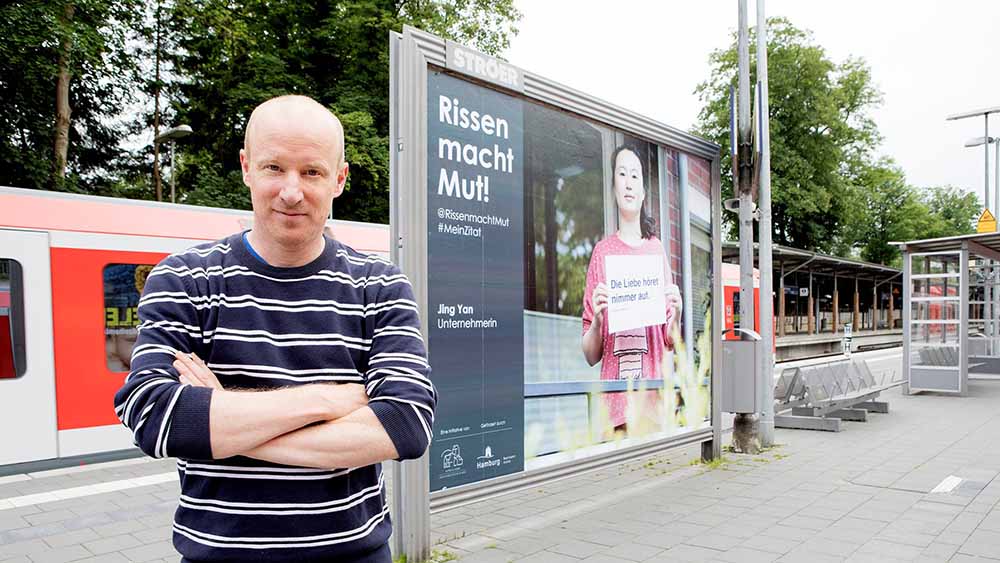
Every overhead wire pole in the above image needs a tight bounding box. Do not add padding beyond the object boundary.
[756,0,775,446]
[732,0,760,452]
[737,0,753,339]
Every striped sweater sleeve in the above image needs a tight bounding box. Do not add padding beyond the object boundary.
[112,255,213,460]
[364,263,437,460]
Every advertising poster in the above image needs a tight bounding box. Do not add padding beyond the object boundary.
[103,264,153,372]
[427,71,525,491]
[420,45,714,492]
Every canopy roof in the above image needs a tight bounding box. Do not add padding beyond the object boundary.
[895,232,1000,259]
[722,242,900,280]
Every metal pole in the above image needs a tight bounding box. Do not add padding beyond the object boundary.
[995,138,999,221]
[961,246,970,395]
[738,0,754,335]
[732,0,760,453]
[902,248,911,394]
[170,141,176,204]
[986,116,991,211]
[756,0,774,445]
[995,141,1000,357]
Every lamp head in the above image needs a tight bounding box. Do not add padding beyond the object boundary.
[155,124,193,143]
[964,136,997,148]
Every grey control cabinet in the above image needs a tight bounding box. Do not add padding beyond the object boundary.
[721,328,761,413]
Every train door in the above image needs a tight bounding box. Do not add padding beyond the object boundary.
[0,229,58,465]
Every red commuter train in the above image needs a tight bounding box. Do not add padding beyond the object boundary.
[0,186,389,467]
[1,186,753,468]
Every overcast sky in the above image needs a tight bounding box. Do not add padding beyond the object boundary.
[504,0,1000,205]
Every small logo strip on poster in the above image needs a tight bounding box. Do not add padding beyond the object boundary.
[446,41,523,93]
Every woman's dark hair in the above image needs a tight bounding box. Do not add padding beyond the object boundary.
[611,145,657,240]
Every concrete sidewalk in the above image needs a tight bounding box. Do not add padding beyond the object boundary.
[2,372,1000,562]
[434,380,1000,562]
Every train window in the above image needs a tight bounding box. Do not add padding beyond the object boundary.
[0,259,26,379]
[103,264,155,372]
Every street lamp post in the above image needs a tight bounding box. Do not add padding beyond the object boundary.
[964,136,1000,220]
[947,107,1000,212]
[154,124,193,203]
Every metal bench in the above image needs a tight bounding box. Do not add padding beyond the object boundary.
[773,358,900,432]
[918,346,959,367]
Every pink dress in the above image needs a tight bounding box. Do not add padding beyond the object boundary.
[582,234,676,429]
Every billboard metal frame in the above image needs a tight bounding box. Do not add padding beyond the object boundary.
[389,25,722,560]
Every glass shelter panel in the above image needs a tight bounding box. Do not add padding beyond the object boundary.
[906,251,964,393]
[968,259,1000,360]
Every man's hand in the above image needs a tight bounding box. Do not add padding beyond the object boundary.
[174,352,223,390]
[317,383,369,421]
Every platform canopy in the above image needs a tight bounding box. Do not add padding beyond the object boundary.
[895,231,1000,260]
[721,242,899,279]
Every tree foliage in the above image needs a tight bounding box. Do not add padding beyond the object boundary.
[1,0,520,224]
[848,160,978,265]
[694,18,882,253]
[165,0,521,222]
[694,17,979,264]
[0,1,143,193]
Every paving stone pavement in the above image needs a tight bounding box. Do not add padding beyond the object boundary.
[434,376,1000,563]
[2,352,1000,562]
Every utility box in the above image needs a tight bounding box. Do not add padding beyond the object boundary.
[721,328,761,413]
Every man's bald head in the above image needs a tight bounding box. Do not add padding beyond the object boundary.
[243,95,345,164]
[238,94,350,263]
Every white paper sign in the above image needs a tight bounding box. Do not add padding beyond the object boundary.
[604,254,666,334]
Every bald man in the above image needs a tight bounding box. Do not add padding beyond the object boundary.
[114,95,436,562]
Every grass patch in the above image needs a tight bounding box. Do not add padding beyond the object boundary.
[689,455,732,470]
[396,549,461,563]
[427,549,459,563]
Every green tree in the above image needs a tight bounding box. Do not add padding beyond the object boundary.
[694,18,881,253]
[844,160,979,266]
[167,0,521,222]
[923,185,980,237]
[0,1,143,193]
[849,161,934,265]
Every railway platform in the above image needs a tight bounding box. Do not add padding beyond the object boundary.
[3,350,1000,562]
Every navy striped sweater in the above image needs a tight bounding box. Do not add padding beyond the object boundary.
[113,231,436,561]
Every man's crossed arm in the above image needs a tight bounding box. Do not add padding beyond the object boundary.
[114,255,435,469]
[172,352,397,469]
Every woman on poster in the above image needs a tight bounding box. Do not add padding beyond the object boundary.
[582,145,682,437]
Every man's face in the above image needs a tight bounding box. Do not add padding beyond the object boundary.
[239,114,347,248]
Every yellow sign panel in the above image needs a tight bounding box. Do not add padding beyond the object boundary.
[978,209,997,233]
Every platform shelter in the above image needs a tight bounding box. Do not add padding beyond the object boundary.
[722,242,901,359]
[898,233,1000,396]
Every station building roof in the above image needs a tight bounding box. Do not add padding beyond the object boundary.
[722,241,900,281]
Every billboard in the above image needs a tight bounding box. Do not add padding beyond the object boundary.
[393,28,722,495]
